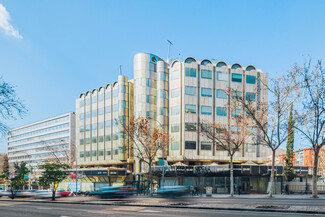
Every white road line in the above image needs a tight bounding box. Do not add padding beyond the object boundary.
[139,210,162,213]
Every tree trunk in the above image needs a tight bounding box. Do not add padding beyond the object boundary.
[52,189,56,201]
[269,149,275,197]
[312,149,319,198]
[11,188,15,200]
[230,155,234,197]
[149,162,152,197]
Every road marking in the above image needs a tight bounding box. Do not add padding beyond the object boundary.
[139,210,161,213]
[37,207,52,210]
[112,206,145,211]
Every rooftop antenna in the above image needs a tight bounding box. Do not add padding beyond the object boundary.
[167,40,173,64]
[119,65,122,76]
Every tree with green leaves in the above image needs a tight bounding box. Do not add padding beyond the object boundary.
[284,104,295,182]
[10,162,29,199]
[39,163,70,200]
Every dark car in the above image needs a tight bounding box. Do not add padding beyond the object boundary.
[89,186,134,199]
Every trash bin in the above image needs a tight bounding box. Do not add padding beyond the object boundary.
[206,187,212,197]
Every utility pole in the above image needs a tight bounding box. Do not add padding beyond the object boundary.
[167,40,173,64]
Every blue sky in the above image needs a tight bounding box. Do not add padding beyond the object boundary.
[0,0,324,153]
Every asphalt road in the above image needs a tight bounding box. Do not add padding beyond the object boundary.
[0,201,322,217]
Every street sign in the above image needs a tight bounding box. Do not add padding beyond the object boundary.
[24,174,29,180]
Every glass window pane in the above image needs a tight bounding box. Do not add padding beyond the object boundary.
[171,89,180,98]
[201,88,212,97]
[232,73,242,82]
[92,96,97,103]
[201,69,212,79]
[80,101,84,108]
[185,86,196,96]
[246,75,256,84]
[185,68,197,77]
[171,70,180,80]
[246,92,256,101]
[171,142,179,150]
[98,94,104,102]
[217,71,228,81]
[185,104,196,114]
[201,106,212,115]
[201,142,212,150]
[185,141,196,150]
[185,123,196,132]
[216,107,227,116]
[106,92,111,100]
[171,124,179,132]
[216,89,227,99]
[171,106,180,115]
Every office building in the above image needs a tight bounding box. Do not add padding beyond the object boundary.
[7,113,75,175]
[75,75,134,171]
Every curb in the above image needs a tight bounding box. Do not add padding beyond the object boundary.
[1,199,325,214]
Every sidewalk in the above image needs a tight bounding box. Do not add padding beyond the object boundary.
[2,194,325,214]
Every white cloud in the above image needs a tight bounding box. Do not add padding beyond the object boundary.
[0,3,22,39]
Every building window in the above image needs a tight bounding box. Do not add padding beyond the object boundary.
[79,152,84,158]
[114,149,119,155]
[158,72,166,81]
[158,90,167,98]
[201,69,212,79]
[185,68,197,77]
[185,86,196,96]
[98,94,104,102]
[216,107,227,116]
[85,138,91,144]
[98,122,104,129]
[146,95,150,103]
[92,110,97,117]
[232,109,242,117]
[86,98,90,106]
[92,137,97,143]
[185,123,196,132]
[185,104,196,114]
[79,113,84,120]
[92,123,97,130]
[171,106,180,115]
[107,150,111,155]
[79,126,84,133]
[201,88,212,97]
[119,100,126,108]
[113,104,118,112]
[231,90,242,99]
[171,142,179,150]
[146,111,150,117]
[105,120,111,128]
[98,150,104,156]
[158,107,166,116]
[246,92,256,101]
[245,144,256,152]
[171,124,179,133]
[246,75,256,84]
[216,89,227,99]
[105,106,111,113]
[106,92,111,100]
[105,135,111,141]
[97,108,103,116]
[232,73,242,82]
[113,89,118,98]
[98,136,104,143]
[171,71,180,80]
[86,112,90,119]
[92,151,97,157]
[79,139,84,145]
[201,142,212,150]
[185,141,196,150]
[146,79,150,87]
[92,96,97,104]
[80,101,84,108]
[113,134,118,140]
[201,106,212,115]
[217,71,228,81]
[120,86,126,93]
[171,89,180,98]
[85,151,90,157]
[85,124,90,131]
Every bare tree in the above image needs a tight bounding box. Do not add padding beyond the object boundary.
[200,91,251,197]
[294,60,325,198]
[235,70,298,197]
[121,117,169,195]
[0,78,27,137]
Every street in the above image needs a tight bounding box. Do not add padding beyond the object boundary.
[0,200,323,217]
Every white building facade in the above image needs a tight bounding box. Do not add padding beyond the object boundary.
[7,113,75,173]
